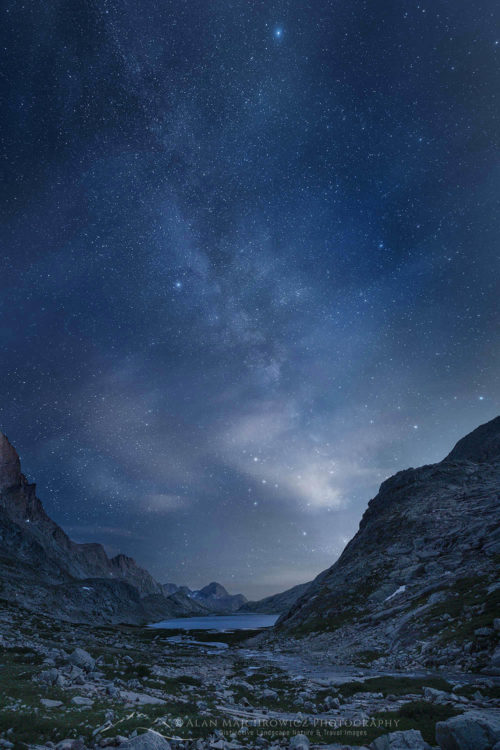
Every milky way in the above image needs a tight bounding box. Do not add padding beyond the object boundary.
[1,1,499,597]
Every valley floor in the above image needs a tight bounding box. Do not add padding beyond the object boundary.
[0,601,499,750]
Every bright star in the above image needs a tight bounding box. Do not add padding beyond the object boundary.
[274,27,283,39]
[174,281,182,289]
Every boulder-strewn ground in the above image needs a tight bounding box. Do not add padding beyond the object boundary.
[0,599,499,750]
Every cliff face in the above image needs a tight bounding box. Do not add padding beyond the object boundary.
[275,417,500,673]
[0,432,183,623]
[0,433,161,596]
[0,432,22,491]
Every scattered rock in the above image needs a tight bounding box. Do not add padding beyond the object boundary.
[435,711,500,750]
[118,730,171,750]
[71,696,94,707]
[40,698,64,708]
[370,729,429,749]
[69,648,96,671]
[261,688,278,699]
[423,686,449,703]
[289,734,309,750]
[39,667,61,685]
[119,690,166,705]
[56,741,86,750]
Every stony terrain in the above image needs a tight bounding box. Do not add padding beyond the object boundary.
[272,417,500,677]
[0,599,499,750]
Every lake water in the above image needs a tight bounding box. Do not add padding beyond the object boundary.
[149,613,279,631]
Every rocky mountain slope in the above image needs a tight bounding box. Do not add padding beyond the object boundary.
[239,581,311,614]
[275,416,500,674]
[0,432,207,624]
[0,433,161,595]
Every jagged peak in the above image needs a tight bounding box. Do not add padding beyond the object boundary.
[0,432,22,492]
[444,415,500,464]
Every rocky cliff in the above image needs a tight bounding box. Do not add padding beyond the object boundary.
[275,416,500,674]
[0,433,161,595]
[0,432,203,624]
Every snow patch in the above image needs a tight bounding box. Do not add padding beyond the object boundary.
[384,585,406,602]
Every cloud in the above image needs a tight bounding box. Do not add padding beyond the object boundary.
[63,525,147,542]
[218,401,391,509]
[144,493,186,513]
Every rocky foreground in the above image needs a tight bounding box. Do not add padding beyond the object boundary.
[0,600,499,750]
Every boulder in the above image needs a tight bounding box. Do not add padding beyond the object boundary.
[261,688,278,699]
[370,729,429,749]
[71,695,94,707]
[39,667,61,685]
[118,730,171,750]
[69,648,95,671]
[289,735,310,750]
[475,628,494,638]
[423,686,449,703]
[435,711,500,750]
[41,698,64,708]
[490,647,500,668]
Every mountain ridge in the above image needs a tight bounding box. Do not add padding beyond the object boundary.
[161,580,247,612]
[0,432,239,623]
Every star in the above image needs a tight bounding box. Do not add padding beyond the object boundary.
[274,27,283,39]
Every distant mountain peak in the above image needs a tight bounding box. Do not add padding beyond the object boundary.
[198,581,229,598]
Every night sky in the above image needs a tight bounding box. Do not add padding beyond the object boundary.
[1,1,499,599]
